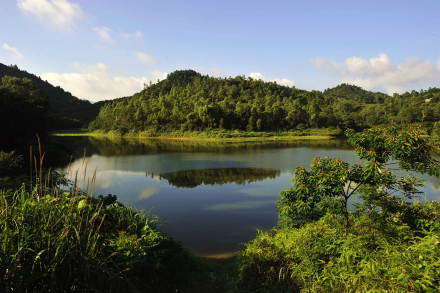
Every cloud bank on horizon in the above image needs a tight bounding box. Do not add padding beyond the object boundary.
[310,54,439,95]
[1,0,438,102]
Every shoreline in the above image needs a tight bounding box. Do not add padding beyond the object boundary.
[48,128,341,142]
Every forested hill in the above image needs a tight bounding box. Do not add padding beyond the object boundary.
[323,83,389,103]
[0,63,125,129]
[89,69,440,135]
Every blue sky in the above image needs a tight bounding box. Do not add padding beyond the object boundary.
[1,0,439,102]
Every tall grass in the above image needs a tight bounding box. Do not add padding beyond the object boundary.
[1,139,195,292]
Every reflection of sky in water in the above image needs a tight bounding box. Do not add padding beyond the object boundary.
[58,137,440,256]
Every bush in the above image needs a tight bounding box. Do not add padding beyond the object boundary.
[238,207,440,292]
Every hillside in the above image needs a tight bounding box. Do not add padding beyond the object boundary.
[0,63,125,129]
[88,69,440,135]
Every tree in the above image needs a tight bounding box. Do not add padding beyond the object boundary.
[0,76,51,147]
[277,124,440,237]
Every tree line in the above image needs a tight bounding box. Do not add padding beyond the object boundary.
[88,70,440,135]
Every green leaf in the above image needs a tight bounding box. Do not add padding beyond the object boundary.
[397,273,406,281]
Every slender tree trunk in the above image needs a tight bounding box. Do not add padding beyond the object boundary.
[344,197,349,238]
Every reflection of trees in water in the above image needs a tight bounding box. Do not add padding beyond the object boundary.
[87,136,352,157]
[146,168,281,188]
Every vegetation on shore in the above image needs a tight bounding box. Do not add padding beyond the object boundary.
[50,127,341,141]
[2,66,440,292]
[3,124,440,292]
[88,70,440,138]
[236,124,440,292]
[0,63,109,129]
[1,145,199,293]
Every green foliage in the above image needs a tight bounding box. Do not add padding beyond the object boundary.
[237,212,440,292]
[88,70,440,136]
[1,187,194,292]
[0,146,196,292]
[0,76,51,147]
[237,124,440,292]
[277,124,440,236]
[0,63,119,129]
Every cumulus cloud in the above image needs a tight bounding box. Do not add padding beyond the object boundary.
[249,72,295,87]
[2,44,24,58]
[41,63,150,102]
[345,53,393,75]
[149,70,168,81]
[340,58,433,95]
[310,53,437,95]
[17,0,85,29]
[134,51,159,65]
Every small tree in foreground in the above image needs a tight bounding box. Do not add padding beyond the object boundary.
[277,124,440,236]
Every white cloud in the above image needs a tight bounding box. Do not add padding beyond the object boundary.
[193,66,230,77]
[345,53,393,75]
[41,63,150,102]
[437,57,440,71]
[249,72,295,87]
[2,44,24,58]
[149,70,168,81]
[120,30,143,41]
[93,26,116,44]
[340,58,434,94]
[134,30,143,39]
[309,57,346,75]
[94,27,143,43]
[134,51,159,65]
[17,0,85,29]
[311,53,437,94]
[385,85,406,96]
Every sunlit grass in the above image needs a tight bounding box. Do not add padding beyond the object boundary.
[50,127,340,141]
[1,142,196,292]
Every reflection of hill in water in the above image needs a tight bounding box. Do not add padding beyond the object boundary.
[87,136,352,157]
[147,168,281,188]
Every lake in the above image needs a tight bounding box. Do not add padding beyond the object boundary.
[54,136,440,257]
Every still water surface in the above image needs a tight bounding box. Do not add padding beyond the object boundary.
[55,137,440,256]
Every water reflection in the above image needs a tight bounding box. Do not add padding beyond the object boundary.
[146,168,281,188]
[84,136,354,156]
[53,136,440,256]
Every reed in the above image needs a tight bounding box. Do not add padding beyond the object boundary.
[1,140,194,292]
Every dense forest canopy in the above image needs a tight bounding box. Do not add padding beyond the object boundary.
[0,63,126,129]
[88,70,440,135]
[0,76,50,147]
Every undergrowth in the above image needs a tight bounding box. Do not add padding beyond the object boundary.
[236,200,440,293]
[0,142,196,292]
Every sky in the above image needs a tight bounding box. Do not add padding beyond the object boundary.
[1,0,439,102]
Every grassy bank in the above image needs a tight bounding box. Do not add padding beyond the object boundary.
[1,186,200,293]
[50,127,342,141]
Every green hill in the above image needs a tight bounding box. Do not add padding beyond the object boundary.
[88,69,440,136]
[0,63,123,129]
